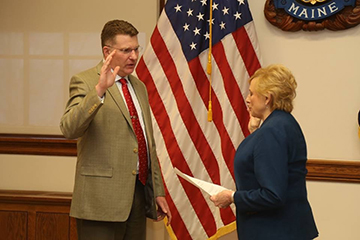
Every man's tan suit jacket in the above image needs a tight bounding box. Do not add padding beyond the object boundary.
[60,61,165,222]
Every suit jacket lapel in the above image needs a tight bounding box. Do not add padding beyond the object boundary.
[96,62,133,130]
[108,85,133,126]
[128,75,153,147]
[128,75,147,122]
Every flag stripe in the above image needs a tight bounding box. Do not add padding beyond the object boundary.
[135,1,261,239]
[163,179,193,240]
[136,59,201,239]
[150,90,210,240]
[137,59,210,239]
[233,26,261,77]
[136,56,218,237]
[150,26,220,184]
[212,39,250,137]
[150,26,236,232]
[188,58,236,178]
[155,6,229,185]
[153,14,238,227]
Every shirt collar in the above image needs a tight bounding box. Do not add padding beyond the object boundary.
[111,70,129,82]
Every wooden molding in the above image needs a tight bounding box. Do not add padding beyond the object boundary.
[0,190,72,205]
[306,159,360,183]
[0,134,76,156]
[0,134,359,183]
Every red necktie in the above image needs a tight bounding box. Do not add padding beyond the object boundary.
[120,78,148,185]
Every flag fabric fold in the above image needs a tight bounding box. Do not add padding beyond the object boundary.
[135,0,261,239]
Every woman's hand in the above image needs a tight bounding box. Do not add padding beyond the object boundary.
[210,190,234,209]
[248,115,261,133]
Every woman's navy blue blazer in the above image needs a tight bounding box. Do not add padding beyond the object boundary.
[233,110,318,240]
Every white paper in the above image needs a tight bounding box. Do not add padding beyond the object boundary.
[174,168,229,196]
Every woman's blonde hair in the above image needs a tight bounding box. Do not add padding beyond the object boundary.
[249,64,297,113]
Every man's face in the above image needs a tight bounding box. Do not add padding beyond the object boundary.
[103,34,140,77]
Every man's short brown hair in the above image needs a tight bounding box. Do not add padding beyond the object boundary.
[101,20,138,47]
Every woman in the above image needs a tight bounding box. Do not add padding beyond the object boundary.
[210,64,318,239]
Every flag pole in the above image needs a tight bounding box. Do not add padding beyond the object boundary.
[207,0,213,122]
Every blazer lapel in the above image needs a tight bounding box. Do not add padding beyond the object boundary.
[129,75,147,121]
[96,62,133,129]
[108,84,132,124]
[129,75,153,146]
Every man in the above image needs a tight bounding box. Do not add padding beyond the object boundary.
[60,19,171,240]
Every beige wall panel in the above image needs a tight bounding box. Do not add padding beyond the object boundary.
[0,0,157,134]
[1,0,360,239]
[0,155,76,192]
[0,59,25,126]
[29,59,64,126]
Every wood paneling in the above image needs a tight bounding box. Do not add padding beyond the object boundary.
[1,134,360,183]
[0,211,27,240]
[36,213,69,240]
[0,133,359,239]
[0,190,77,240]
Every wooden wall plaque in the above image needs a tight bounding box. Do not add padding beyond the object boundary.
[264,0,360,31]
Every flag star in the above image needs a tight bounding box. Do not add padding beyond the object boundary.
[207,18,215,25]
[234,11,242,20]
[222,6,230,15]
[174,4,182,12]
[187,8,194,17]
[183,23,190,31]
[219,21,226,30]
[197,12,205,21]
[204,31,210,40]
[238,0,245,5]
[212,3,219,10]
[201,0,207,6]
[193,27,201,36]
[191,0,197,2]
[190,42,197,50]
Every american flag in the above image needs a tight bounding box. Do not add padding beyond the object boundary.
[135,0,261,239]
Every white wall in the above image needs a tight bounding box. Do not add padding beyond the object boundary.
[248,2,360,239]
[249,1,360,161]
[0,0,360,239]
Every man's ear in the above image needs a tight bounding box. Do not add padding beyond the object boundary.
[103,46,111,58]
